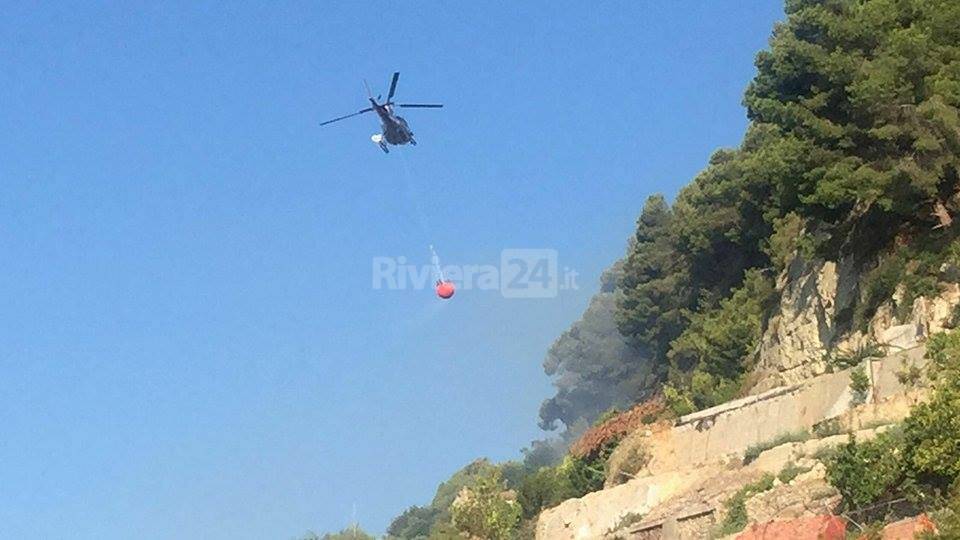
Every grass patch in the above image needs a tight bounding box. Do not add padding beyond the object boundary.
[743,430,811,465]
[777,462,812,484]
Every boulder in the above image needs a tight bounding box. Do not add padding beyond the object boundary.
[878,514,937,539]
[736,515,846,540]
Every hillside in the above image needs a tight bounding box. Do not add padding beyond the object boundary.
[373,1,960,538]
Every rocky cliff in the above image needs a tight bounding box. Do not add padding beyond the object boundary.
[751,256,960,393]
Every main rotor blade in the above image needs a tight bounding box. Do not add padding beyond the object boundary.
[319,107,373,126]
[397,103,443,108]
[387,72,400,101]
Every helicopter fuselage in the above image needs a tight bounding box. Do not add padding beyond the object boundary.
[371,100,414,146]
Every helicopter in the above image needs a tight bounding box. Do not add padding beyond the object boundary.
[319,72,443,153]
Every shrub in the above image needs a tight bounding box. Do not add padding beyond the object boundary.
[900,331,960,489]
[663,383,695,417]
[593,407,621,426]
[813,417,844,438]
[450,469,521,540]
[564,452,610,495]
[825,432,907,509]
[778,462,812,484]
[902,383,960,485]
[716,474,776,536]
[386,506,439,539]
[831,343,884,370]
[928,491,960,539]
[516,466,575,519]
[813,445,839,463]
[666,270,774,411]
[850,367,871,406]
[896,363,924,387]
[825,330,960,510]
[569,397,664,459]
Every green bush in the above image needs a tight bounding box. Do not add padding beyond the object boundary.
[516,440,620,520]
[826,432,907,510]
[901,331,960,489]
[308,527,375,540]
[663,383,695,417]
[854,244,952,330]
[831,343,884,370]
[617,444,650,480]
[450,469,521,540]
[386,506,438,539]
[593,407,621,427]
[813,444,839,463]
[606,512,645,535]
[896,363,924,387]
[850,367,871,406]
[516,467,577,520]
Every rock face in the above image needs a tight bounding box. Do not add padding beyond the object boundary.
[751,256,960,393]
[751,258,851,391]
[532,469,693,540]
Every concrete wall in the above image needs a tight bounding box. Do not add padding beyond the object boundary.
[642,346,925,475]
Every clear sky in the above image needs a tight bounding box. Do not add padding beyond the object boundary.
[0,2,785,538]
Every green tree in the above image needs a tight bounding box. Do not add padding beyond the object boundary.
[664,269,775,412]
[617,194,690,363]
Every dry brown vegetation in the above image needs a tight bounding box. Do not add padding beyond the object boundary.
[569,396,664,459]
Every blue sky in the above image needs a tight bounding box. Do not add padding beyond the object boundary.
[0,2,784,538]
